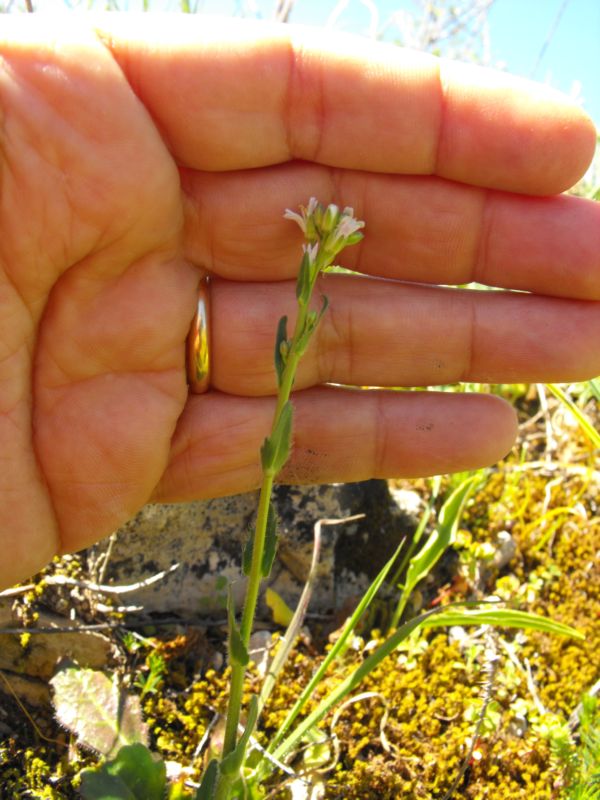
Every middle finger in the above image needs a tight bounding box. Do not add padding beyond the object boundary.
[182,161,600,299]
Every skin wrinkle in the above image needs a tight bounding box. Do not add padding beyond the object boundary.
[431,55,448,178]
[285,34,325,164]
[93,28,176,163]
[0,92,63,561]
[315,277,351,385]
[472,186,493,287]
[373,390,389,478]
[181,170,213,276]
[156,405,264,500]
[459,291,477,384]
[213,276,600,392]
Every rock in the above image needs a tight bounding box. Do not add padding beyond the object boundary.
[0,671,50,708]
[87,481,420,618]
[493,531,517,570]
[0,608,115,706]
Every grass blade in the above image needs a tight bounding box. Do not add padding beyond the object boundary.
[419,606,584,639]
[265,528,403,757]
[546,383,600,449]
[270,602,582,770]
[390,473,479,630]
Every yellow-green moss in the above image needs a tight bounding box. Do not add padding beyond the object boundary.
[2,395,598,798]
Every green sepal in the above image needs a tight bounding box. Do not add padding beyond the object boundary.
[261,502,278,578]
[304,214,318,243]
[295,250,312,304]
[260,402,293,475]
[320,203,340,234]
[274,316,288,388]
[227,589,249,667]
[219,696,259,778]
[344,231,364,247]
[195,759,218,800]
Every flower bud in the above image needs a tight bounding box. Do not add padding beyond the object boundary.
[320,203,340,235]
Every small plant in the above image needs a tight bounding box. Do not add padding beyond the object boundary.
[49,200,587,800]
[212,199,365,799]
[134,650,167,700]
[542,693,600,800]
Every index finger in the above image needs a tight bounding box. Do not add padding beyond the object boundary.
[95,14,597,194]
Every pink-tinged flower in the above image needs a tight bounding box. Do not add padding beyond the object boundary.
[336,214,365,240]
[302,242,319,265]
[283,197,320,236]
[283,208,307,235]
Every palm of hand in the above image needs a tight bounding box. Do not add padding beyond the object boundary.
[0,30,196,579]
[1,17,598,590]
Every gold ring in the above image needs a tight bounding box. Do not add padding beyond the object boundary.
[186,275,211,394]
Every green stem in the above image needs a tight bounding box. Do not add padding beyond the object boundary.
[216,301,310,797]
[221,474,274,759]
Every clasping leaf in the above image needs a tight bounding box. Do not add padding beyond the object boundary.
[274,316,289,387]
[260,402,293,475]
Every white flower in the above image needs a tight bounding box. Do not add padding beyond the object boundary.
[285,198,364,255]
[283,208,307,235]
[302,242,319,265]
[336,214,365,240]
[283,198,320,236]
[306,197,318,216]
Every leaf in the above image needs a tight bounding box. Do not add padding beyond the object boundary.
[403,475,477,596]
[420,607,585,640]
[169,783,192,800]
[261,502,278,578]
[195,759,219,800]
[265,587,294,626]
[274,316,288,387]
[50,661,147,758]
[546,383,600,449]
[589,378,600,403]
[79,769,136,800]
[271,606,443,765]
[79,744,166,800]
[295,249,312,304]
[302,727,331,770]
[220,696,259,778]
[266,522,398,754]
[294,295,329,358]
[227,589,249,667]
[260,402,293,475]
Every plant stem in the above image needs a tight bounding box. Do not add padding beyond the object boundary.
[220,472,274,759]
[217,302,309,794]
[214,200,365,798]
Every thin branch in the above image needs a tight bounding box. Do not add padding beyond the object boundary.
[530,0,571,78]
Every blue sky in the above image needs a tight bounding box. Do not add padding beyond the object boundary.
[193,0,600,126]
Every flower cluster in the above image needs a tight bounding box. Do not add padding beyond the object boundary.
[283,197,365,264]
[284,198,365,311]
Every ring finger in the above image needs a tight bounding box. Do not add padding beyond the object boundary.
[211,274,600,395]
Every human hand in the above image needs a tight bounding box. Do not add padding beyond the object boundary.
[0,14,598,588]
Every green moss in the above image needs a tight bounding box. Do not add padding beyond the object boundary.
[3,398,598,798]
